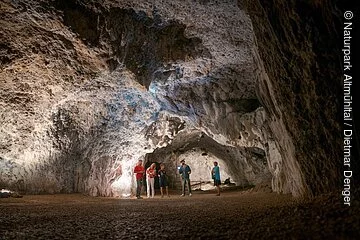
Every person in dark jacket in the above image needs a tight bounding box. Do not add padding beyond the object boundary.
[158,163,170,198]
[179,159,192,197]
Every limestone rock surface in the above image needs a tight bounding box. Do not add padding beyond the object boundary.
[0,0,344,197]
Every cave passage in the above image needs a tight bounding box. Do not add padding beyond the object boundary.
[0,0,358,238]
[143,131,271,194]
[1,0,276,199]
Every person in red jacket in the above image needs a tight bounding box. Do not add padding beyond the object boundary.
[134,159,145,199]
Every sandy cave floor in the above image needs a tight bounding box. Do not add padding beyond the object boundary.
[0,190,359,239]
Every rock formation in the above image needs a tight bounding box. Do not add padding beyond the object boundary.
[0,0,345,197]
[240,0,346,197]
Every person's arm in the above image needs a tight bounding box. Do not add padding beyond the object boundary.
[179,167,183,174]
[187,166,191,175]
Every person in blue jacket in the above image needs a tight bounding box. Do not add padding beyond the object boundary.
[211,161,221,196]
[179,159,192,197]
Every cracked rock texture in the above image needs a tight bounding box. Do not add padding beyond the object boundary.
[240,0,346,196]
[0,0,345,197]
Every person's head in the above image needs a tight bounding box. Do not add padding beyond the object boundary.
[150,163,156,169]
[137,159,143,166]
[180,159,185,165]
[160,163,165,170]
[214,161,218,166]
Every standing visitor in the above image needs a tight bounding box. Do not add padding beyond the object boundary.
[133,159,145,199]
[158,163,170,198]
[146,163,157,198]
[211,161,221,196]
[179,159,192,197]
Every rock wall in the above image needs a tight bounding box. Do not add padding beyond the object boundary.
[240,0,343,196]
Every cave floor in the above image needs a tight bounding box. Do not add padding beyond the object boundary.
[0,190,358,239]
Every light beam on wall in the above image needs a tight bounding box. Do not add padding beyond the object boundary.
[111,159,135,197]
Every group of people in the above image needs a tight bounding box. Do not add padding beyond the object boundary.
[133,160,170,199]
[133,159,221,199]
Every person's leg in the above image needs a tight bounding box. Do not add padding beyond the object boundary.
[150,178,155,198]
[163,179,168,197]
[159,179,164,197]
[216,180,220,196]
[139,178,143,196]
[181,178,185,196]
[187,178,192,195]
[136,179,140,198]
[138,179,143,198]
[146,178,150,198]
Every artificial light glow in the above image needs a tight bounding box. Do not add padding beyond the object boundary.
[111,159,136,197]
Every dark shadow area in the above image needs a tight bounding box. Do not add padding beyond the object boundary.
[239,0,349,196]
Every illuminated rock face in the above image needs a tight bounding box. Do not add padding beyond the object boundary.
[1,0,341,197]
